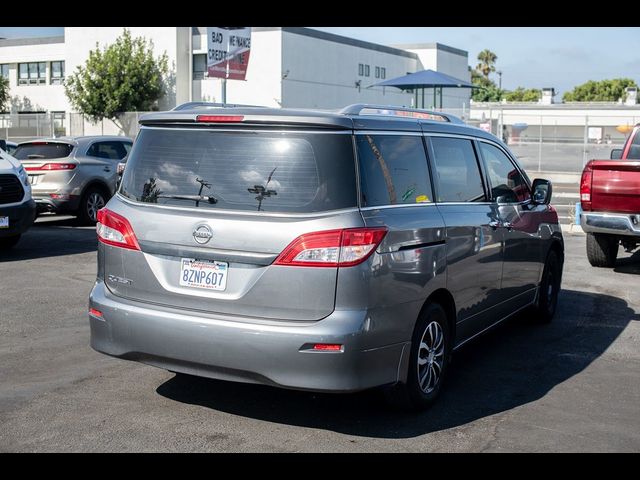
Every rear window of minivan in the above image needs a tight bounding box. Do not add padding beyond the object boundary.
[120,128,357,213]
[13,142,73,160]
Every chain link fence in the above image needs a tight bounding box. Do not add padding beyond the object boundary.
[0,112,147,143]
[2,109,637,176]
[456,107,638,174]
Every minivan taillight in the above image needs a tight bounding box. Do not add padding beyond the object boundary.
[274,228,388,267]
[580,162,593,211]
[96,208,140,251]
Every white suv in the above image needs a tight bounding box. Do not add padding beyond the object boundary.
[0,142,36,249]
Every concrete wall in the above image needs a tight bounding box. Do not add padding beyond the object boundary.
[280,30,415,109]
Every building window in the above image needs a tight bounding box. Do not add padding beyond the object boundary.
[52,111,66,136]
[193,54,207,80]
[358,63,364,76]
[381,68,386,79]
[19,62,46,85]
[50,61,64,85]
[364,65,370,77]
[375,66,380,79]
[0,64,9,80]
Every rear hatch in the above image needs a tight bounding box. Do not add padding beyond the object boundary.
[13,141,76,191]
[104,124,362,321]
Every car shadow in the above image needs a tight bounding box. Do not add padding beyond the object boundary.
[156,289,639,438]
[614,250,640,275]
[0,215,97,262]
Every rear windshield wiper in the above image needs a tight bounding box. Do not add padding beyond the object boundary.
[156,194,218,205]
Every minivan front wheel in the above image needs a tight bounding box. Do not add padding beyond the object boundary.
[78,187,107,225]
[384,303,450,411]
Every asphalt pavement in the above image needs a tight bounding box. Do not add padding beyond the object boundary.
[0,215,638,452]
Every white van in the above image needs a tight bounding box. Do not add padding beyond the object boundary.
[0,140,36,249]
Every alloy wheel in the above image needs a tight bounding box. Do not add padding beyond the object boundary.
[417,320,445,394]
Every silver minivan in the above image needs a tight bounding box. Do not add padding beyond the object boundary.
[89,104,564,410]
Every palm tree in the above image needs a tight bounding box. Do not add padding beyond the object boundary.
[476,49,498,79]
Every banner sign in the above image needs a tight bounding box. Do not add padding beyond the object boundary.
[207,27,251,80]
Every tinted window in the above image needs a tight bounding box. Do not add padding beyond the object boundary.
[13,143,73,160]
[87,141,128,160]
[121,128,357,213]
[479,142,530,203]
[628,130,640,159]
[357,135,433,207]
[430,137,486,202]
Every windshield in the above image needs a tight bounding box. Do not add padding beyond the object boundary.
[120,128,357,213]
[13,143,73,160]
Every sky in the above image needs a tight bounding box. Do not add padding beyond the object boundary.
[1,27,638,96]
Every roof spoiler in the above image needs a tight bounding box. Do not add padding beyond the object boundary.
[339,104,465,124]
[172,102,269,111]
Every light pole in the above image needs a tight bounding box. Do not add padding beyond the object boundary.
[497,70,502,90]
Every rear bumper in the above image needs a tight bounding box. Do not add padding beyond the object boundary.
[33,195,80,213]
[89,280,408,392]
[0,199,36,237]
[580,212,640,238]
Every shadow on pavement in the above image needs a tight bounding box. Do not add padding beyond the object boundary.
[614,250,640,275]
[0,216,97,262]
[156,289,638,439]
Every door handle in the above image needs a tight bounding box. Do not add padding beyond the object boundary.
[489,220,501,230]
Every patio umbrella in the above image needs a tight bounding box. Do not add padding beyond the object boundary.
[370,69,477,109]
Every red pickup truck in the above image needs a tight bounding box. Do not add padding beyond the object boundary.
[580,124,640,267]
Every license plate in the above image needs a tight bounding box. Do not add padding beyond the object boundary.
[179,258,228,291]
[0,216,8,228]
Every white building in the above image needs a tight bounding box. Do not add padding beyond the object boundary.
[0,27,471,137]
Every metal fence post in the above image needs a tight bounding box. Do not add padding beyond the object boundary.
[538,115,542,172]
[582,115,589,167]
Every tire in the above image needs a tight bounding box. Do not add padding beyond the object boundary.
[586,233,618,268]
[0,235,21,249]
[534,250,562,323]
[77,186,107,225]
[384,303,451,411]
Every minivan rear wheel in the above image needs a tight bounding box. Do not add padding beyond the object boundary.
[384,303,450,411]
[78,186,107,225]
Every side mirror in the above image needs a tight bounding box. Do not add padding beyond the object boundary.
[610,148,623,159]
[0,139,6,152]
[532,178,552,205]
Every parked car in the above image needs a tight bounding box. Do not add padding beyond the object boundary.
[89,103,564,410]
[580,124,640,267]
[12,136,133,224]
[1,140,19,155]
[0,142,36,249]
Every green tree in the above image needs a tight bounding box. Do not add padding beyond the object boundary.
[471,69,504,102]
[64,29,169,134]
[504,87,541,102]
[562,78,638,102]
[476,49,498,79]
[0,76,9,112]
